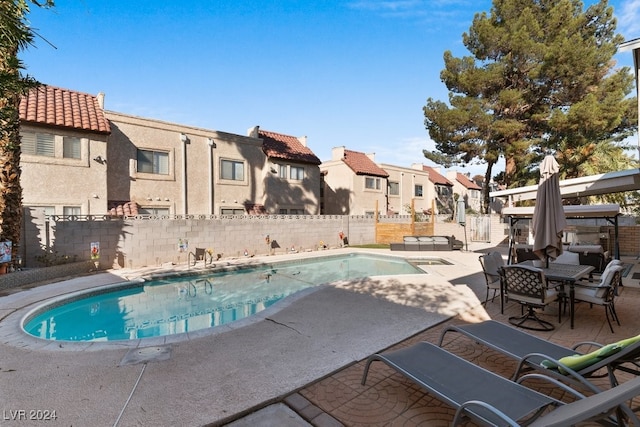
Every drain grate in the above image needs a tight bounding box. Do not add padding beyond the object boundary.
[119,345,172,366]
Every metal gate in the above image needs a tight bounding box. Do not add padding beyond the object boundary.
[469,214,491,242]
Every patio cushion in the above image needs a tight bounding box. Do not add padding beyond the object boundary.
[542,334,640,374]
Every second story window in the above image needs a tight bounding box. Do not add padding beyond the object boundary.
[365,177,380,190]
[388,181,399,195]
[290,166,304,180]
[22,132,54,157]
[279,165,287,178]
[221,159,244,181]
[415,184,423,197]
[63,136,81,159]
[137,149,169,174]
[63,206,81,216]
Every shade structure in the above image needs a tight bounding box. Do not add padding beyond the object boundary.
[532,156,567,262]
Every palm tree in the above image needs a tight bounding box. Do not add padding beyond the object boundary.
[0,1,53,264]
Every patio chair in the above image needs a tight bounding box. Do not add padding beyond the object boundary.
[438,320,640,390]
[478,252,504,305]
[361,341,640,427]
[501,264,560,331]
[573,263,624,333]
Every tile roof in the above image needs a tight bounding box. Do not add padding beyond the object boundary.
[342,149,389,177]
[259,130,321,165]
[422,166,453,186]
[19,85,111,134]
[456,172,482,190]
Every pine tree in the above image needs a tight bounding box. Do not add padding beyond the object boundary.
[423,0,637,213]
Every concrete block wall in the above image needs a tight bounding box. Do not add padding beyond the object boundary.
[38,215,375,269]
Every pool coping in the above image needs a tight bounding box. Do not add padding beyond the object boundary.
[0,248,451,352]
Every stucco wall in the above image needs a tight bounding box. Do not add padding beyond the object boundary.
[25,214,373,269]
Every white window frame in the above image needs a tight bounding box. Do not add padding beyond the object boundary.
[388,181,399,195]
[290,166,304,180]
[220,159,245,181]
[365,177,381,190]
[137,149,169,175]
[63,136,81,159]
[415,184,423,197]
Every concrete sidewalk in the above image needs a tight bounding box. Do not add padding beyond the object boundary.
[0,246,495,426]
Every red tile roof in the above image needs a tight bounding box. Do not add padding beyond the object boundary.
[259,130,321,165]
[19,85,110,134]
[456,172,482,190]
[422,166,453,186]
[342,149,389,177]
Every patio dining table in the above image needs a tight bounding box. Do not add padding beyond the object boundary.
[512,262,595,329]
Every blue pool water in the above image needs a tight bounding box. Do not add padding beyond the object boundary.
[23,253,426,342]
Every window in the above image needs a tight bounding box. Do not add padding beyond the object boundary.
[138,207,170,216]
[388,181,399,195]
[290,166,304,180]
[40,206,55,218]
[63,136,81,159]
[279,208,305,214]
[221,208,245,215]
[63,206,81,216]
[137,149,169,174]
[365,177,380,190]
[221,159,244,181]
[414,184,423,197]
[22,132,54,157]
[279,165,287,178]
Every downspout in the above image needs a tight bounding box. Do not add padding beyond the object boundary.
[207,138,215,215]
[181,133,189,214]
[400,172,404,213]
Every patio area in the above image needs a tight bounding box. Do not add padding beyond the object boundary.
[255,255,640,427]
[1,247,639,426]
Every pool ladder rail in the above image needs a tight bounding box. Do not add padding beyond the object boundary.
[188,248,215,268]
[185,279,213,297]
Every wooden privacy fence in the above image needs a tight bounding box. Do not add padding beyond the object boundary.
[374,199,435,244]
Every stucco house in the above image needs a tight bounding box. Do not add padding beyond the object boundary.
[379,164,432,215]
[252,127,322,215]
[19,85,322,218]
[417,165,455,216]
[19,86,111,216]
[321,147,389,215]
[447,171,483,213]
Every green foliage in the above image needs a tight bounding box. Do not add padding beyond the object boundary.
[423,0,637,213]
[0,1,54,256]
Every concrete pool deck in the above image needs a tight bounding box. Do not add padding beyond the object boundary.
[0,245,526,426]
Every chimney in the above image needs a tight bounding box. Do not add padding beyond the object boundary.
[297,136,308,147]
[366,153,375,161]
[332,146,345,161]
[247,126,260,138]
[96,92,105,109]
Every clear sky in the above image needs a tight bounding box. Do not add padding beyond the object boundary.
[21,0,640,178]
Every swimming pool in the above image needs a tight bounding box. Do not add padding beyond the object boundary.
[23,253,428,342]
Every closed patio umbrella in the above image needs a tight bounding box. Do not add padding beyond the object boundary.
[532,155,567,265]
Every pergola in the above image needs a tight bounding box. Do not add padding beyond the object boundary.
[502,204,621,264]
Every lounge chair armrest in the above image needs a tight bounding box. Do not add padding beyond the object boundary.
[572,341,604,352]
[452,400,520,427]
[516,352,601,394]
[517,373,587,400]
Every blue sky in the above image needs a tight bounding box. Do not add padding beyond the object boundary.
[21,0,640,178]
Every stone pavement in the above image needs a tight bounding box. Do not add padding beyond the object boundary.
[0,244,638,426]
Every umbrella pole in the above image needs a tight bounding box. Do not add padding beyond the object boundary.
[463,224,468,251]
